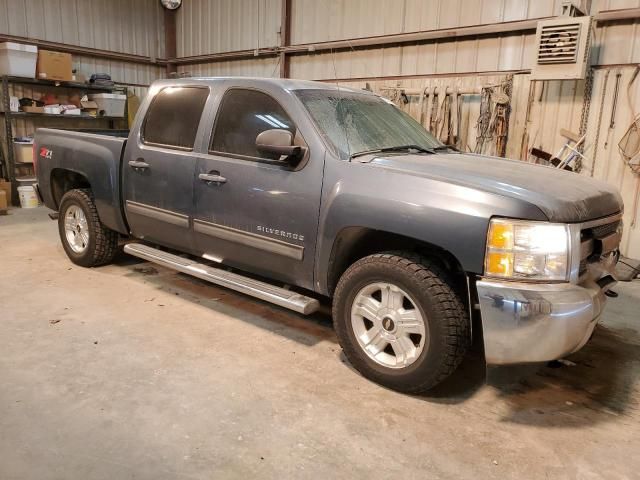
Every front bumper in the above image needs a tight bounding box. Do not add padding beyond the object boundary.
[476,276,610,365]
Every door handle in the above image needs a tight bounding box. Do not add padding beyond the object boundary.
[129,159,150,170]
[199,172,227,184]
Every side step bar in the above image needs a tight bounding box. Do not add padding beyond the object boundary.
[123,243,320,315]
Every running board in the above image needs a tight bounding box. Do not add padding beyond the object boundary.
[123,243,320,315]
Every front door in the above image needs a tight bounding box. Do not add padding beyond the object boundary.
[193,87,324,290]
[123,85,209,252]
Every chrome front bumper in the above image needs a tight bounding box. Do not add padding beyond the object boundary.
[476,276,611,365]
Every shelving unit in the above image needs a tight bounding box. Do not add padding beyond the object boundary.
[0,75,127,205]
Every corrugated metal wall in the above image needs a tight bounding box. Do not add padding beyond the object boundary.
[0,0,165,91]
[286,20,640,80]
[0,0,166,166]
[2,1,638,254]
[585,67,640,257]
[173,0,640,257]
[179,57,281,78]
[290,0,559,44]
[177,0,281,56]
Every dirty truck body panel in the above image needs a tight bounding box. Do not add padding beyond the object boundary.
[35,76,624,369]
[36,129,128,235]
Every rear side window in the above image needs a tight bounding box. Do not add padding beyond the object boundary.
[142,86,209,150]
[210,89,295,159]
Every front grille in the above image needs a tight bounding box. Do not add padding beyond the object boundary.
[579,258,588,276]
[578,218,621,278]
[589,220,620,239]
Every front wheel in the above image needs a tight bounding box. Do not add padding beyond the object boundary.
[58,188,119,267]
[332,252,469,393]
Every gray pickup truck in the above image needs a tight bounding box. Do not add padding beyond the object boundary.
[34,77,623,393]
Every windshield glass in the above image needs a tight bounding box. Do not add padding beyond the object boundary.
[295,88,443,159]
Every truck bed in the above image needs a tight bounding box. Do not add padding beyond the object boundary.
[34,128,129,235]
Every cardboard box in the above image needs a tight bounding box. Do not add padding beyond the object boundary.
[0,189,7,210]
[80,100,98,116]
[37,50,72,81]
[22,106,44,113]
[0,180,12,207]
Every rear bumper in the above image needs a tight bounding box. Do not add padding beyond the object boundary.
[476,277,609,365]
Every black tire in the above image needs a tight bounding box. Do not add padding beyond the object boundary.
[332,252,469,393]
[58,188,119,267]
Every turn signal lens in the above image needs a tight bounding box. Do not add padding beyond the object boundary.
[487,252,514,276]
[487,223,514,249]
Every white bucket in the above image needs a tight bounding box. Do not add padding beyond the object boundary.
[18,186,38,208]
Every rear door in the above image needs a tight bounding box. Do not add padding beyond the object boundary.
[192,86,325,290]
[123,85,209,252]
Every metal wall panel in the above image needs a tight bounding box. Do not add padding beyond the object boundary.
[0,0,165,58]
[288,32,534,80]
[286,19,638,80]
[290,0,561,44]
[177,57,281,78]
[176,0,281,57]
[582,67,640,257]
[0,0,165,92]
[0,0,164,160]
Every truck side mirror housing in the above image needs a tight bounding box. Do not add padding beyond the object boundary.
[256,129,305,163]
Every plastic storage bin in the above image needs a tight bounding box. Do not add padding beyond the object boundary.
[0,42,37,78]
[89,93,126,117]
[13,139,34,164]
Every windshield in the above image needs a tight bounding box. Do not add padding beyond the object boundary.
[295,88,444,159]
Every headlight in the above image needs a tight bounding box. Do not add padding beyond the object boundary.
[485,218,570,281]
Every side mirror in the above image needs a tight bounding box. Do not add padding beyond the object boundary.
[256,129,305,162]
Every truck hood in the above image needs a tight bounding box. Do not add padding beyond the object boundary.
[364,152,623,223]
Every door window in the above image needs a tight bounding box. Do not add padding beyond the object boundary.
[210,89,295,160]
[142,86,209,150]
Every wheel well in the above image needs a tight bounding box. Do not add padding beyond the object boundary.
[51,169,91,209]
[327,227,467,296]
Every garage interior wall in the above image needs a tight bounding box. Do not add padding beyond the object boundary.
[1,0,638,257]
[174,0,640,258]
[0,0,165,139]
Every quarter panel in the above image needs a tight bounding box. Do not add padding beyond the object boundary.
[34,128,127,234]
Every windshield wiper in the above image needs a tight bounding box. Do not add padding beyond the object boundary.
[430,144,459,152]
[350,144,436,159]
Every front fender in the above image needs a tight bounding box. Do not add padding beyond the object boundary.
[314,161,547,295]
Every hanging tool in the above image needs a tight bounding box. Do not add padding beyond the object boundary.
[610,71,622,129]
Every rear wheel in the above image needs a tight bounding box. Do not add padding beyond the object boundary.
[333,252,469,393]
[58,189,118,267]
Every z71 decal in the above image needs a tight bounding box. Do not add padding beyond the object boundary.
[39,147,53,159]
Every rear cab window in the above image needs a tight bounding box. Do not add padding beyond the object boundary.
[142,86,209,150]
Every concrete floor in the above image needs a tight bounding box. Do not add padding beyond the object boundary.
[1,206,639,480]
